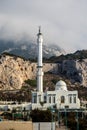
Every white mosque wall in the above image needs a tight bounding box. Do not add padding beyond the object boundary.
[32,88,80,110]
[33,122,55,130]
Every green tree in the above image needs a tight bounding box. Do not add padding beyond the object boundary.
[30,109,52,122]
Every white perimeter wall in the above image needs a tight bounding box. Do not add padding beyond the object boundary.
[33,122,55,130]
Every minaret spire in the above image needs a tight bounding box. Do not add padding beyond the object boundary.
[37,26,42,35]
[37,26,43,92]
[39,26,41,33]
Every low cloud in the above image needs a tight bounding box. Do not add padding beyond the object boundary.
[0,0,87,53]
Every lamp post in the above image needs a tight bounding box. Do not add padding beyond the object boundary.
[58,109,60,128]
[57,98,61,128]
[51,109,55,130]
[65,109,67,130]
[76,110,79,130]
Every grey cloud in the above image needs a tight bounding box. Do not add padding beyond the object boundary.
[0,0,87,52]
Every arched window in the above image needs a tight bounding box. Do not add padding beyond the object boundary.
[61,96,65,103]
[49,96,51,103]
[53,96,55,103]
[33,95,37,103]
[44,96,46,103]
[70,96,72,103]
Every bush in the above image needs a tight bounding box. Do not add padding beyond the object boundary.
[24,79,37,87]
[30,109,52,122]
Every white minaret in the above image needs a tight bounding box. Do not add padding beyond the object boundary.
[37,27,43,92]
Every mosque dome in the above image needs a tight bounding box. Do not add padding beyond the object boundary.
[55,80,67,91]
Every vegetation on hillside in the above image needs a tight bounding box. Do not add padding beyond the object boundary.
[0,50,87,101]
[2,49,87,63]
[30,109,52,122]
[0,73,87,101]
[46,50,87,63]
[1,52,29,61]
[24,79,37,87]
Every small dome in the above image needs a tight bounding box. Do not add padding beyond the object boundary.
[55,80,67,91]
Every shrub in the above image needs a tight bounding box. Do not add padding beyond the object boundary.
[24,79,37,87]
[30,109,52,122]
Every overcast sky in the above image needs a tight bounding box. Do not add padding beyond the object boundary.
[0,0,87,53]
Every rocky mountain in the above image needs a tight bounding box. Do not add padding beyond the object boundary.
[48,50,87,62]
[0,40,65,59]
[0,52,87,101]
[0,53,58,90]
[0,54,36,90]
[0,49,87,91]
[61,59,87,87]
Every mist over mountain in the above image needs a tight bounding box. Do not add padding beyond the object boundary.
[0,39,65,59]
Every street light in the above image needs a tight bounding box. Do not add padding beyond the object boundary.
[65,109,67,130]
[57,98,61,128]
[58,109,60,128]
[76,110,79,130]
[51,109,55,130]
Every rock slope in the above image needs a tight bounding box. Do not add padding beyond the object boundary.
[0,54,36,90]
[0,54,87,90]
[0,54,58,90]
[61,59,87,87]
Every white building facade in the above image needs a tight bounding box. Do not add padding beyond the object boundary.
[32,80,80,110]
[32,28,80,110]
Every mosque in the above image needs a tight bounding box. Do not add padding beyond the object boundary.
[31,28,80,110]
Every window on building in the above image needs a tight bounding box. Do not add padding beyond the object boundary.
[68,94,72,103]
[65,106,69,108]
[34,95,37,103]
[44,96,46,103]
[73,95,76,103]
[73,96,76,103]
[49,96,51,103]
[61,96,65,103]
[69,96,72,103]
[53,96,55,103]
[38,95,41,103]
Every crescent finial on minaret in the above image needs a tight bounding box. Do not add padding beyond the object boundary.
[39,26,41,33]
[38,26,42,35]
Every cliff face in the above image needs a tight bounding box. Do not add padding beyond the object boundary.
[0,54,87,90]
[0,54,36,90]
[0,54,58,90]
[61,59,87,86]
